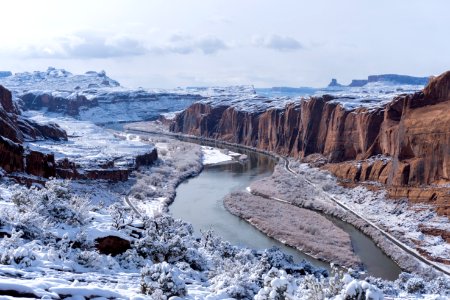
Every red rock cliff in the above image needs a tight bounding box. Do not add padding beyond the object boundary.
[0,85,66,179]
[170,71,450,215]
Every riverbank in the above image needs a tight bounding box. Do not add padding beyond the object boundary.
[224,191,361,268]
[250,162,448,279]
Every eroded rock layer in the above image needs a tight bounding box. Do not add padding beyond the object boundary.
[171,72,450,215]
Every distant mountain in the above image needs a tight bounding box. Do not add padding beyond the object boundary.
[348,74,429,87]
[0,71,12,78]
[327,78,343,87]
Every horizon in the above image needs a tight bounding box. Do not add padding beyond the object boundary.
[0,66,435,90]
[0,0,449,88]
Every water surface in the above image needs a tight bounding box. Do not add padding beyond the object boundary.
[170,143,402,280]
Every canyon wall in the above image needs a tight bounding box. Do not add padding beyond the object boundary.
[0,85,67,180]
[170,71,450,216]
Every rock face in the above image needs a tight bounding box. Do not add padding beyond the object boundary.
[0,86,68,143]
[21,92,97,116]
[0,85,67,179]
[170,71,450,215]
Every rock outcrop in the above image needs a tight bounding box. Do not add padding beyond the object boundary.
[95,236,131,256]
[170,71,450,216]
[328,78,343,87]
[20,92,97,116]
[0,85,68,142]
[0,85,67,180]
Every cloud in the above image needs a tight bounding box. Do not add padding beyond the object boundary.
[252,34,303,51]
[151,34,228,55]
[21,31,147,59]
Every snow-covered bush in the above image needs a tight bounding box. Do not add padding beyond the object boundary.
[109,202,134,230]
[255,268,297,300]
[202,231,320,299]
[405,277,425,294]
[134,215,207,270]
[301,264,383,300]
[12,180,91,226]
[140,262,186,299]
[339,279,383,300]
[0,230,37,267]
[116,248,146,270]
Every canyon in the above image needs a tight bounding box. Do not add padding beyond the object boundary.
[170,71,450,217]
[0,84,158,184]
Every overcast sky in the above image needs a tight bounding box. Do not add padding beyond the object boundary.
[0,0,449,88]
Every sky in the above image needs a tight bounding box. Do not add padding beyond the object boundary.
[0,0,449,88]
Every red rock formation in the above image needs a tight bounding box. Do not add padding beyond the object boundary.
[20,92,97,116]
[0,136,24,173]
[135,148,158,168]
[170,71,450,215]
[95,236,131,256]
[25,151,56,178]
[0,85,66,180]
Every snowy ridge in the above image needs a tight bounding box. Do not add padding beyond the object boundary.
[0,67,120,93]
[198,81,425,113]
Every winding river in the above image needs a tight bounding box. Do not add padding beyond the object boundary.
[169,142,402,280]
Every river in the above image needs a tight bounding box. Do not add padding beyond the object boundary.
[169,142,402,280]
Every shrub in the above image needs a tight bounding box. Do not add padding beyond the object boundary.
[12,180,91,226]
[140,262,186,299]
[405,277,425,294]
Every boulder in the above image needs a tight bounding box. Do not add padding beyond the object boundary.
[95,236,131,256]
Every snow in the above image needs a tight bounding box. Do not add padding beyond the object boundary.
[23,110,153,169]
[201,146,239,165]
[49,286,123,298]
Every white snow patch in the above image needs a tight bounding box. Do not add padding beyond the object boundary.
[201,146,238,165]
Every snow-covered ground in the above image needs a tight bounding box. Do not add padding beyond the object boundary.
[201,146,242,165]
[23,111,153,168]
[0,174,448,299]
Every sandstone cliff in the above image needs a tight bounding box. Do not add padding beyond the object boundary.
[170,71,450,216]
[0,85,67,179]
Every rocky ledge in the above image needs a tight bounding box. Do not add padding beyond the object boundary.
[170,71,450,216]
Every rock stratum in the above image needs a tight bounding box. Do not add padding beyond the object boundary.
[170,71,450,216]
